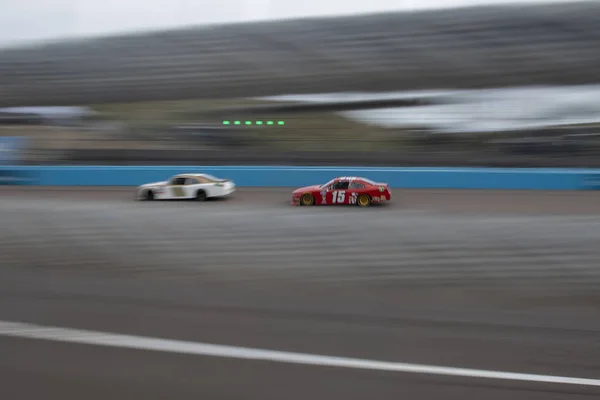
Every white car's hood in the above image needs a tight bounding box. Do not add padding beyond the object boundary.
[139,181,167,188]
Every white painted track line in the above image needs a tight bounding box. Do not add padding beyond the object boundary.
[0,320,599,387]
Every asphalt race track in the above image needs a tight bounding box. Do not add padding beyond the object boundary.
[1,187,600,400]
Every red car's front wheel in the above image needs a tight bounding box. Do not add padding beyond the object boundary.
[300,193,315,206]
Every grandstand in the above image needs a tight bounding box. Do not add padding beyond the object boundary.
[0,1,600,106]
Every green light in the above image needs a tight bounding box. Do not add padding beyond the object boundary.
[228,120,283,126]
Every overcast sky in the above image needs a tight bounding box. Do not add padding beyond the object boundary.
[0,0,562,46]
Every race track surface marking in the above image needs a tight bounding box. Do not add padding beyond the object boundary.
[1,320,599,388]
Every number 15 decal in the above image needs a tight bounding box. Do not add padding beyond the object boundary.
[332,190,345,203]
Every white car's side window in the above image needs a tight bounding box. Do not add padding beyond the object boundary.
[170,177,186,186]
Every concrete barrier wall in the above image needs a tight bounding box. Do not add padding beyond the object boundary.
[1,166,600,190]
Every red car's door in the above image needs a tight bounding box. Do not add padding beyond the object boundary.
[325,181,350,205]
[329,189,348,204]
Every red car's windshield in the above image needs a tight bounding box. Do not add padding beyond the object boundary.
[320,179,336,188]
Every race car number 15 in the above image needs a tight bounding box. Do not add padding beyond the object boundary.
[332,191,345,203]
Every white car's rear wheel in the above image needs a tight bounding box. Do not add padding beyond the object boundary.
[145,190,154,201]
[195,190,207,202]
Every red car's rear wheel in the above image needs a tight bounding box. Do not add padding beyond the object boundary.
[357,194,371,207]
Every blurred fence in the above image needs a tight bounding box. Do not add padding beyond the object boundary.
[1,2,600,106]
[0,136,30,184]
[4,122,600,168]
[0,136,26,165]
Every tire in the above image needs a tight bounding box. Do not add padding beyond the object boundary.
[357,194,371,207]
[299,193,315,206]
[195,189,207,202]
[145,190,154,201]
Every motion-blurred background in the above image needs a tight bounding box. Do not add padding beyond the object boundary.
[3,0,600,167]
[4,3,600,400]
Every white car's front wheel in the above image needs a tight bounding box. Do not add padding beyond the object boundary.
[143,190,154,201]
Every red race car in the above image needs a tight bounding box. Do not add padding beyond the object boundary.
[291,176,392,207]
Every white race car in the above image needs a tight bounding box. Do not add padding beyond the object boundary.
[137,173,236,201]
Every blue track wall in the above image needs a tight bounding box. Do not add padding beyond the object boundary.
[1,166,600,190]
